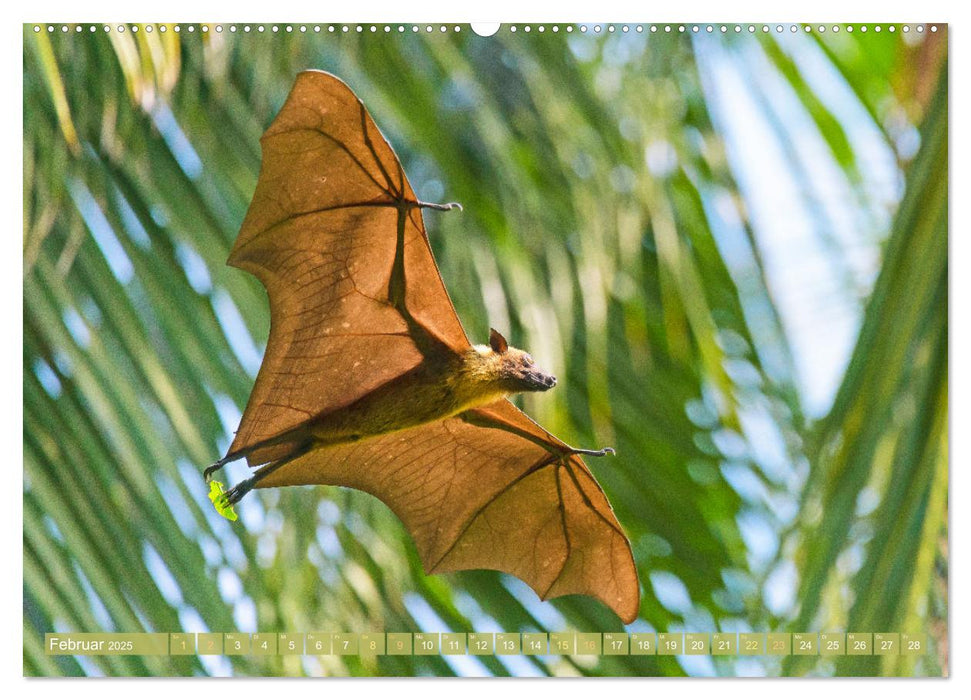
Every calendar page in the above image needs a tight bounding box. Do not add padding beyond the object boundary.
[22,20,948,678]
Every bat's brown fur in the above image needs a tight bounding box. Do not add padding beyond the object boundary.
[226,330,555,464]
[316,333,555,442]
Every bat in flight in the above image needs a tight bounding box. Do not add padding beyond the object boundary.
[205,70,639,623]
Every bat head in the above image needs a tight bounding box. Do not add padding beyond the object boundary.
[488,328,557,393]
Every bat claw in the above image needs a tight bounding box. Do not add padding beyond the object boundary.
[205,450,245,482]
[572,446,616,457]
[417,200,463,212]
[224,477,256,506]
[203,462,224,482]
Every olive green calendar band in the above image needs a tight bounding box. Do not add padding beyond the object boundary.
[45,632,928,657]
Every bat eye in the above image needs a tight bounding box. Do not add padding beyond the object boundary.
[524,355,534,366]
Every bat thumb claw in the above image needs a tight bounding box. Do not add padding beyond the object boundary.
[417,200,463,212]
[573,446,616,457]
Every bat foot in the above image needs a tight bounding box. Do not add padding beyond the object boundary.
[572,446,616,457]
[224,477,256,506]
[204,460,227,482]
[204,451,242,481]
[417,200,463,212]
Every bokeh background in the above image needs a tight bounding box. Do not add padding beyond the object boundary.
[22,23,947,677]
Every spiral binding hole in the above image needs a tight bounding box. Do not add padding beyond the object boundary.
[27,22,939,37]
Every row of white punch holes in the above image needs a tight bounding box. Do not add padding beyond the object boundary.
[33,24,940,36]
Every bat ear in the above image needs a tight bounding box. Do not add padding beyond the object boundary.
[489,328,509,354]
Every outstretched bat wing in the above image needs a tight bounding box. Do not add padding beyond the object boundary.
[227,70,469,462]
[225,71,639,621]
[259,399,640,623]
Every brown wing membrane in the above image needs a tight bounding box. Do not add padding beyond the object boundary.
[259,399,640,623]
[227,70,469,462]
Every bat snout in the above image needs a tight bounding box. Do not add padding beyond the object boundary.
[525,370,557,392]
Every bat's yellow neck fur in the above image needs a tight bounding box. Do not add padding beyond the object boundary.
[434,332,558,417]
[444,344,532,412]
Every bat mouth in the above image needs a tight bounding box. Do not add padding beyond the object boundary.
[524,371,557,392]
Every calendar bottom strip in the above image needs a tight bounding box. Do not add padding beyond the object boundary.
[44,631,929,657]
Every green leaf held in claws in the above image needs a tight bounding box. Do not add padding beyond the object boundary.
[208,481,238,521]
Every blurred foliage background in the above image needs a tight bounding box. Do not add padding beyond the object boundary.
[22,23,947,677]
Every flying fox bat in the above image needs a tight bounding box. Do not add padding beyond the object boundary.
[205,70,639,623]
